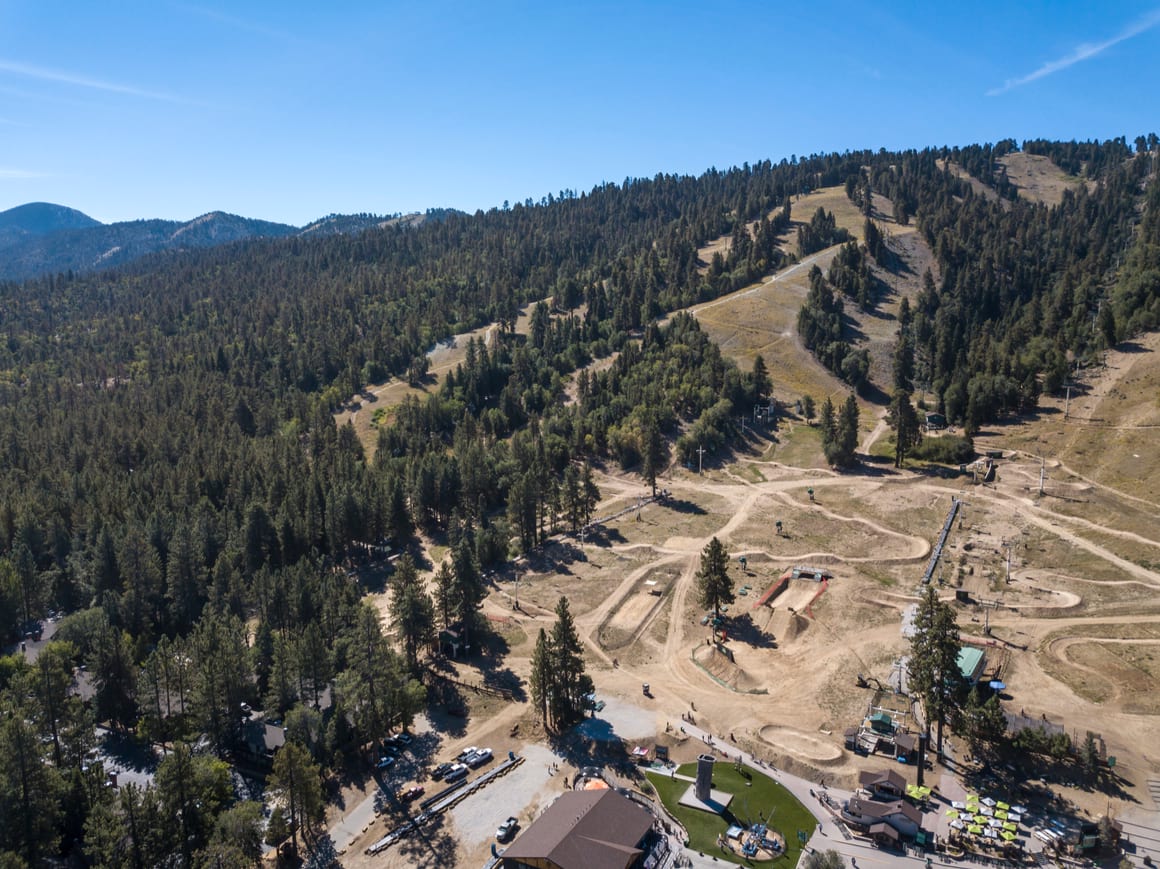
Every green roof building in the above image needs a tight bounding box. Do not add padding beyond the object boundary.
[957,647,986,683]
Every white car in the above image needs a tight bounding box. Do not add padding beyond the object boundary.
[444,763,468,783]
[496,816,519,842]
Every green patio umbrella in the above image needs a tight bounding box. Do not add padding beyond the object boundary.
[968,825,984,835]
[1000,831,1017,841]
[996,801,1010,811]
[946,809,960,817]
[1003,822,1018,832]
[995,810,1008,820]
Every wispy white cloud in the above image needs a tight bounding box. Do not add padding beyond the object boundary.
[0,168,46,179]
[0,58,180,101]
[173,2,307,46]
[987,8,1160,96]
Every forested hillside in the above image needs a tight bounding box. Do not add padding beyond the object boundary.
[1,137,1158,866]
[796,138,1159,431]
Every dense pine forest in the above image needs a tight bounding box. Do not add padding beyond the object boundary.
[1,137,1158,866]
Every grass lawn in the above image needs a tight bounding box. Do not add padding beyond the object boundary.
[646,762,816,866]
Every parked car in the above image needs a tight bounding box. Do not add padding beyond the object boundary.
[376,756,396,771]
[396,732,413,746]
[444,763,468,783]
[400,785,424,802]
[496,817,519,842]
[431,762,454,781]
[456,746,479,763]
[468,747,493,768]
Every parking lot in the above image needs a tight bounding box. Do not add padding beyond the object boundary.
[446,743,560,849]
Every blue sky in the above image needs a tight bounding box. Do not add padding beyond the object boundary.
[1,1,1158,226]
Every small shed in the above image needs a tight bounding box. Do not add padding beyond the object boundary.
[439,627,465,658]
[869,712,895,734]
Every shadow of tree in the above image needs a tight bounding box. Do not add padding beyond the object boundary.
[97,728,159,775]
[391,809,459,868]
[423,679,469,739]
[725,613,776,650]
[664,498,707,515]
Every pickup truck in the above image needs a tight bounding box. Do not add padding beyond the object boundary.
[443,763,468,783]
[496,816,519,842]
[467,747,493,768]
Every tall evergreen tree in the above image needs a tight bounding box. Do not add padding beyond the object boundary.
[695,537,734,620]
[529,628,551,727]
[837,393,860,466]
[751,355,771,403]
[546,597,593,730]
[908,586,963,755]
[887,389,922,468]
[389,555,435,673]
[267,741,323,852]
[639,411,663,496]
[433,562,456,629]
[819,396,837,463]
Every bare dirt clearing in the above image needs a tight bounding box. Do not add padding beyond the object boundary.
[487,325,1160,812]
[998,152,1086,206]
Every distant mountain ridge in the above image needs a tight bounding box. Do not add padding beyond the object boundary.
[0,202,441,282]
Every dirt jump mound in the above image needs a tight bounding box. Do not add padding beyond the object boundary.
[692,643,764,693]
[768,608,809,644]
[758,725,843,765]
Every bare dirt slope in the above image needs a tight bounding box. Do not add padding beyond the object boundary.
[998,152,1086,206]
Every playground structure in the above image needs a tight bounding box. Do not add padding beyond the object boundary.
[721,821,786,861]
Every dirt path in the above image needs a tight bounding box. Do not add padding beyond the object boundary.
[860,411,889,455]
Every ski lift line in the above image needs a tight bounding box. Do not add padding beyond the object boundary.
[921,498,961,585]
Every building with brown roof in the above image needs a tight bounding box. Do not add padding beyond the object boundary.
[841,795,923,839]
[858,768,907,800]
[501,789,655,869]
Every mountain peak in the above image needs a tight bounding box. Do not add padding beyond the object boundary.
[0,202,102,236]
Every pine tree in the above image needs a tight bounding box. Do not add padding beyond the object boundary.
[837,393,860,466]
[819,396,838,464]
[887,389,922,467]
[639,411,663,496]
[451,532,484,652]
[268,741,323,852]
[547,597,593,729]
[389,554,435,673]
[892,302,915,393]
[529,628,551,727]
[695,537,734,620]
[908,586,963,755]
[751,355,771,403]
[433,562,455,629]
[801,394,816,425]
